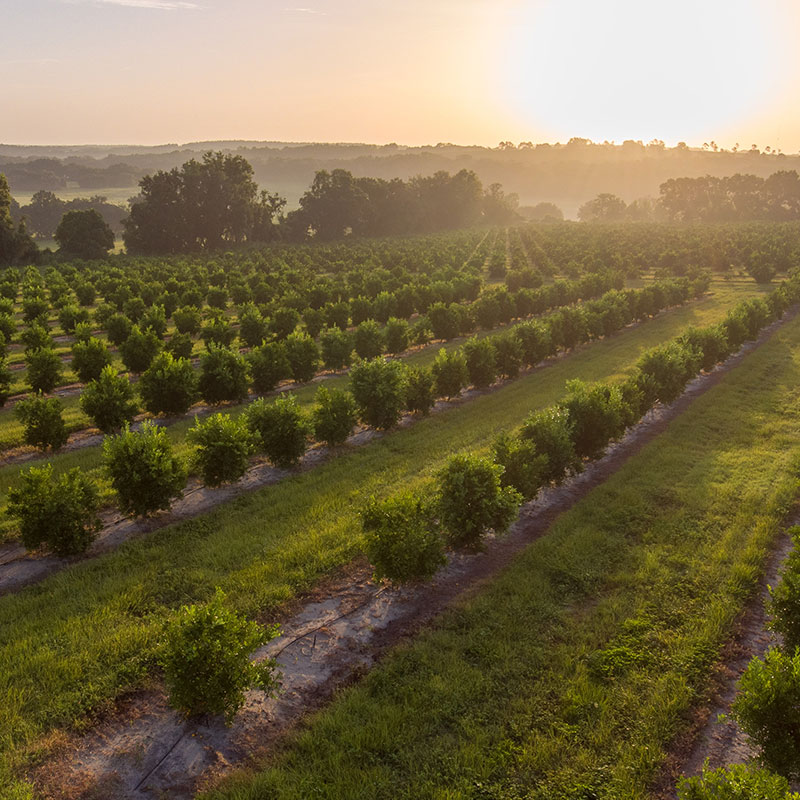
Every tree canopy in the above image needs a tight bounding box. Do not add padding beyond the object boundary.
[0,173,37,267]
[55,209,115,259]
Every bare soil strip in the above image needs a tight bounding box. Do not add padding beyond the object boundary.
[28,310,795,800]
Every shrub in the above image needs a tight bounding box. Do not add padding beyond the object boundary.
[164,331,194,360]
[198,344,249,405]
[427,302,459,341]
[173,305,202,336]
[677,763,799,800]
[15,394,69,451]
[561,379,628,460]
[320,327,354,370]
[679,325,731,371]
[636,341,701,406]
[353,320,384,361]
[7,464,100,555]
[141,304,168,339]
[493,332,524,379]
[71,337,112,383]
[311,386,357,446]
[138,352,198,415]
[245,394,310,467]
[303,307,325,339]
[520,406,579,483]
[187,413,253,487]
[436,453,521,549]
[284,331,320,383]
[732,647,800,779]
[0,359,11,407]
[22,296,49,323]
[431,347,468,399]
[325,301,350,330]
[0,313,15,344]
[238,305,268,348]
[362,492,445,583]
[405,366,435,415]
[105,312,133,346]
[384,317,409,354]
[120,325,161,373]
[21,322,53,353]
[80,366,138,433]
[206,286,228,309]
[161,588,279,724]
[492,431,547,500]
[201,312,236,348]
[463,336,497,388]
[248,341,290,394]
[103,421,187,517]
[72,321,94,344]
[767,526,800,654]
[58,303,90,334]
[270,307,300,340]
[26,347,63,394]
[75,283,96,306]
[350,358,407,430]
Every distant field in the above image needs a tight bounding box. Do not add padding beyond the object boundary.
[13,187,135,207]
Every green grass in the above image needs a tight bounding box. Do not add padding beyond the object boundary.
[0,281,770,545]
[204,300,800,800]
[0,280,777,796]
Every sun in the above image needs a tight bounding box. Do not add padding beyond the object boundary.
[499,0,784,144]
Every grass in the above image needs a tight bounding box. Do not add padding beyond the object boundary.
[0,280,779,796]
[204,300,800,800]
[0,280,770,544]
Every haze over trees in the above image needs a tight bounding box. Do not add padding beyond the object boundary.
[0,174,37,266]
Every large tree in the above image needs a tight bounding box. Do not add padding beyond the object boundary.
[55,209,115,259]
[122,152,285,255]
[0,174,37,266]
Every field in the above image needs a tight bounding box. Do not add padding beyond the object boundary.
[0,221,799,798]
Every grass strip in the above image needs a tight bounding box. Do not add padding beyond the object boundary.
[205,298,800,800]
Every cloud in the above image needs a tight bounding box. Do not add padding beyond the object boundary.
[62,0,200,9]
[283,7,327,14]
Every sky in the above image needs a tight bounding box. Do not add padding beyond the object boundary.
[3,0,800,150]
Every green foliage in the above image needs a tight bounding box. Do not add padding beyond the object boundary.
[677,763,799,800]
[636,340,701,405]
[284,331,320,383]
[71,337,112,383]
[55,209,114,260]
[320,327,354,370]
[198,344,249,405]
[311,386,357,446]
[354,320,385,360]
[22,296,49,324]
[103,421,187,517]
[384,317,409,354]
[248,341,290,394]
[58,304,90,334]
[732,647,800,780]
[270,307,300,340]
[173,305,202,336]
[492,431,547,500]
[436,453,521,548]
[427,302,459,341]
[520,406,579,483]
[25,347,63,394]
[80,365,138,433]
[105,312,132,346]
[679,325,731,371]
[15,394,69,451]
[141,304,168,339]
[561,379,629,460]
[238,305,268,348]
[405,366,435,415]
[245,394,310,468]
[767,527,800,655]
[164,331,194,360]
[201,312,236,348]
[161,589,279,724]
[350,357,407,430]
[462,336,497,388]
[362,492,445,584]
[493,331,524,378]
[7,464,100,556]
[120,325,161,373]
[188,413,254,487]
[431,347,468,399]
[21,322,52,353]
[138,352,198,415]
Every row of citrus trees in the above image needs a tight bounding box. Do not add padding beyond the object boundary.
[11,278,698,454]
[677,524,800,798]
[7,278,704,555]
[107,273,799,730]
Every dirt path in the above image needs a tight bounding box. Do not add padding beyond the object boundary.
[28,309,796,800]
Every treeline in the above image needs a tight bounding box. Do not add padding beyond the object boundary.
[579,170,800,224]
[14,191,128,238]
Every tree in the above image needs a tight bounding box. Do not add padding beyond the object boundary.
[492,431,547,500]
[436,454,521,549]
[0,173,38,267]
[161,588,279,724]
[198,344,249,405]
[26,347,63,394]
[320,327,354,370]
[15,394,69,451]
[311,385,357,446]
[7,464,101,556]
[405,366,435,415]
[431,347,468,399]
[187,413,253,487]
[520,406,579,483]
[248,341,290,394]
[120,325,161,373]
[71,337,112,383]
[245,394,310,467]
[103,421,187,517]
[105,312,133,346]
[55,209,114,260]
[80,366,138,433]
[284,331,319,383]
[138,352,198,415]
[362,493,446,584]
[384,317,409,354]
[578,193,627,222]
[350,358,407,430]
[560,379,628,460]
[463,336,497,388]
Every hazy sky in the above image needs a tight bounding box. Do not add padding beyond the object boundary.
[3,0,800,149]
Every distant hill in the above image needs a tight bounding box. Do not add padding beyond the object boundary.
[1,140,797,217]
